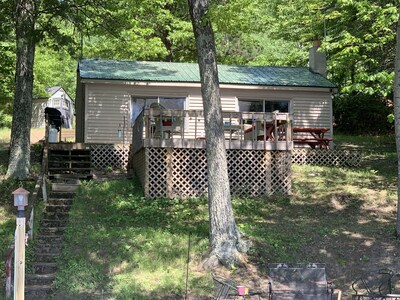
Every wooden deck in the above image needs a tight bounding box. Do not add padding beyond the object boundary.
[132,109,294,153]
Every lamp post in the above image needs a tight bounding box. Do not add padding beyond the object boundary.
[13,187,29,300]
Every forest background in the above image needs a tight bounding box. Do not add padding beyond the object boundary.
[0,0,398,134]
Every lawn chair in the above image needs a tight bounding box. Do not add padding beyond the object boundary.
[268,263,338,300]
[211,273,263,299]
[352,268,400,299]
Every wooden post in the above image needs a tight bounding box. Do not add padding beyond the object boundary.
[14,217,26,300]
[5,246,14,298]
[42,174,47,201]
[166,148,174,198]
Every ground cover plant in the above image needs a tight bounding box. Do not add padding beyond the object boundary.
[52,179,213,299]
[0,129,42,298]
[1,132,399,299]
[49,134,400,299]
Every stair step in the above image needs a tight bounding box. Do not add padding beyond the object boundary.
[52,177,81,183]
[46,198,73,206]
[36,234,64,243]
[34,253,60,263]
[34,242,63,253]
[26,273,56,285]
[49,191,76,198]
[41,211,70,220]
[52,182,80,192]
[25,284,52,299]
[41,219,69,227]
[52,174,85,180]
[45,205,72,213]
[32,262,58,274]
[39,227,66,235]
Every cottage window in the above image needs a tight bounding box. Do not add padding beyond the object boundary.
[52,99,61,107]
[62,100,69,109]
[239,99,290,113]
[130,97,185,126]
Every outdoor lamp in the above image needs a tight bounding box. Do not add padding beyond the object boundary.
[117,124,123,138]
[12,187,29,217]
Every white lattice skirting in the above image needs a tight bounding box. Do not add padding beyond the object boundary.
[133,148,292,199]
[292,149,361,167]
[89,144,130,169]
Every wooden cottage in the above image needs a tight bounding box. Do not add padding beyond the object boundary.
[75,55,336,198]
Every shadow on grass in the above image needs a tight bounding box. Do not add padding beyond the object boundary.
[52,178,212,299]
[235,176,400,297]
[47,140,400,299]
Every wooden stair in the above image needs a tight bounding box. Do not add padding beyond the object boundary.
[47,144,92,179]
[25,178,80,299]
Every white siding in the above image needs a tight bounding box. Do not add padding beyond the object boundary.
[31,99,47,128]
[82,81,333,142]
[85,85,132,143]
[292,94,333,138]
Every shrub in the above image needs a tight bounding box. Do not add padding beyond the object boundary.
[333,93,393,134]
[0,113,12,128]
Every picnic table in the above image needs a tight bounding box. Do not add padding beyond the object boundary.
[293,127,332,149]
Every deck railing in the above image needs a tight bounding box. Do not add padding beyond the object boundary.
[132,109,293,153]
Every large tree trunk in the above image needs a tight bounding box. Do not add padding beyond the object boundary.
[188,0,247,268]
[6,0,36,179]
[394,17,400,236]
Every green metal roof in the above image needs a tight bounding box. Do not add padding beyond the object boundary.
[78,58,336,89]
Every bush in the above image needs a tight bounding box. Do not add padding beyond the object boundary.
[0,112,12,128]
[333,93,393,134]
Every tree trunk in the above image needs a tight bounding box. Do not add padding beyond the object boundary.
[394,17,400,236]
[188,0,247,268]
[6,0,36,179]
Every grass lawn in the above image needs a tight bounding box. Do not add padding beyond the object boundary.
[1,131,400,299]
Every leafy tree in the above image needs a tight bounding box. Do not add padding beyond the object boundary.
[33,47,77,98]
[263,0,398,131]
[188,0,247,268]
[0,0,16,104]
[265,0,398,95]
[394,14,400,236]
[334,93,392,134]
[6,0,126,178]
[82,0,196,62]
[6,0,36,179]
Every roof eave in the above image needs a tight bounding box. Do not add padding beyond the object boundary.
[79,78,335,92]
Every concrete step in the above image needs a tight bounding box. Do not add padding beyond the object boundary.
[52,182,80,192]
[39,226,66,235]
[52,177,81,184]
[49,191,76,199]
[41,211,69,220]
[34,243,63,254]
[45,205,72,213]
[50,173,92,180]
[34,253,60,263]
[41,218,69,227]
[32,262,57,274]
[25,284,52,299]
[36,234,64,244]
[46,198,73,206]
[26,273,56,285]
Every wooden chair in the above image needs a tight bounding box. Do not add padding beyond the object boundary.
[150,103,182,138]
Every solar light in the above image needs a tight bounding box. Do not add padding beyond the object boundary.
[12,187,29,217]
